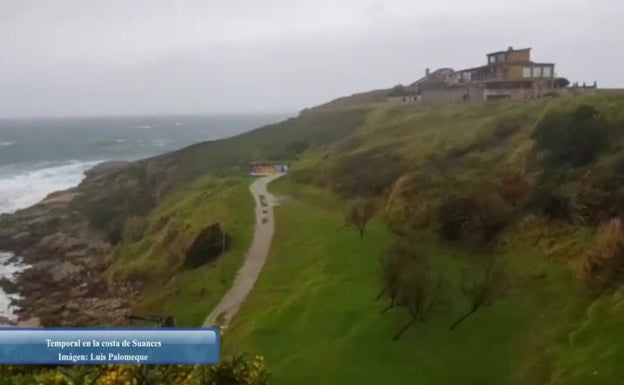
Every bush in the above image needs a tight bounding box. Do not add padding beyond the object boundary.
[527,185,571,221]
[341,198,377,238]
[437,196,475,241]
[384,173,437,235]
[196,354,269,385]
[531,105,612,167]
[286,139,309,156]
[437,191,512,243]
[497,171,532,206]
[184,223,231,269]
[330,149,404,197]
[554,77,570,88]
[574,168,624,225]
[0,355,269,385]
[580,218,624,293]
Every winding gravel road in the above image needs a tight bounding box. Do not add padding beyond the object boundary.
[203,174,282,327]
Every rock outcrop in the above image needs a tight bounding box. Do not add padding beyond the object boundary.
[0,163,141,327]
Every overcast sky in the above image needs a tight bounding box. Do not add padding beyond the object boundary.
[0,0,622,117]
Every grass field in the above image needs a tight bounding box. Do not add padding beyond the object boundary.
[107,176,256,326]
[224,178,624,385]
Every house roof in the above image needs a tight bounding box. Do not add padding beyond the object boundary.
[388,88,420,97]
[486,47,532,56]
[408,68,455,89]
[457,61,555,73]
[250,160,289,165]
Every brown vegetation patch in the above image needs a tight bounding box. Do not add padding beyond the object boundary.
[579,218,624,292]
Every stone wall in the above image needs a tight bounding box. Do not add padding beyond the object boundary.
[597,88,624,95]
[387,95,421,104]
[421,88,467,104]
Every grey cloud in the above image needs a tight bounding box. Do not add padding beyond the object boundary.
[0,0,622,117]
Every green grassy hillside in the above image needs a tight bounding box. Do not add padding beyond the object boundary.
[105,176,256,326]
[224,181,597,385]
[83,93,624,383]
[220,94,624,384]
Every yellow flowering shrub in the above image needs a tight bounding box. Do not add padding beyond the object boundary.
[0,354,268,385]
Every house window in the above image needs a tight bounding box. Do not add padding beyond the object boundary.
[532,66,542,78]
[498,53,505,62]
[523,67,532,78]
[489,56,496,64]
[543,66,552,77]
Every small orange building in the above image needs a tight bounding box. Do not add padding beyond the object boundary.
[249,161,288,176]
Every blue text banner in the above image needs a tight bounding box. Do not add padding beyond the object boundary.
[0,328,220,365]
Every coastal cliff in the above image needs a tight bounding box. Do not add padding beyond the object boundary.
[0,161,136,326]
[0,109,369,326]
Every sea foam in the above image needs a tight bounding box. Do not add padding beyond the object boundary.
[0,160,102,321]
[0,160,102,214]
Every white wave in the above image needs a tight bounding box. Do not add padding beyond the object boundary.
[0,141,16,147]
[174,122,182,126]
[0,252,30,321]
[0,160,103,215]
[134,125,152,129]
[115,139,127,143]
[0,160,105,321]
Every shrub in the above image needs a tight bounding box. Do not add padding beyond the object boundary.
[330,149,404,197]
[437,191,512,243]
[531,105,612,167]
[184,223,231,269]
[341,199,377,238]
[492,119,522,142]
[384,173,438,235]
[378,239,445,340]
[437,196,475,241]
[195,354,269,385]
[554,77,570,88]
[579,218,624,293]
[497,171,532,206]
[286,139,309,156]
[527,185,571,221]
[0,355,269,385]
[574,168,624,225]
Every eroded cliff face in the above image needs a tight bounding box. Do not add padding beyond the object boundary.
[0,162,140,326]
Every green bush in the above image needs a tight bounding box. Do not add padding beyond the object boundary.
[329,149,404,197]
[285,139,309,156]
[526,185,571,221]
[531,105,612,167]
[573,168,624,225]
[184,223,231,269]
[496,171,533,206]
[580,218,624,293]
[437,191,512,243]
[0,355,269,385]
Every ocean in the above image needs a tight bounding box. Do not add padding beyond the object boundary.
[0,113,287,320]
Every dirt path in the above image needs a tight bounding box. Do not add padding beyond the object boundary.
[203,174,283,327]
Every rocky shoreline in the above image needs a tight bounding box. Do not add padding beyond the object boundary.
[0,161,139,326]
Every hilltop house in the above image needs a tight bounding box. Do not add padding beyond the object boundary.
[387,68,457,105]
[386,85,421,104]
[457,47,556,100]
[387,46,565,105]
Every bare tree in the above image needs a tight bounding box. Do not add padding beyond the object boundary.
[340,199,376,239]
[392,266,445,341]
[377,239,412,312]
[378,239,446,340]
[450,261,507,331]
